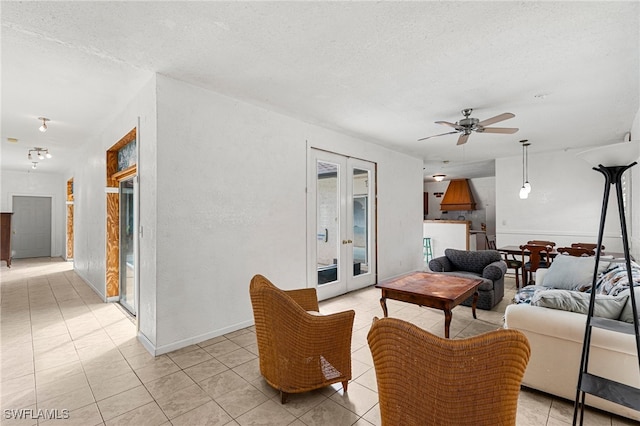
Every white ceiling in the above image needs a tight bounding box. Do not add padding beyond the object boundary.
[2,1,638,181]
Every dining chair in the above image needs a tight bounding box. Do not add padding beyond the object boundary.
[571,242,605,251]
[557,246,595,257]
[527,240,556,248]
[367,316,531,426]
[520,244,553,286]
[487,235,523,289]
[249,274,355,403]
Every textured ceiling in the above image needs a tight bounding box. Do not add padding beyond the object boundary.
[2,1,638,180]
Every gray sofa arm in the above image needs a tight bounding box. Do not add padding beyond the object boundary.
[429,256,453,272]
[483,260,507,281]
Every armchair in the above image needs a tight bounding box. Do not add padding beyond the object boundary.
[428,248,507,309]
[367,317,531,426]
[249,274,355,403]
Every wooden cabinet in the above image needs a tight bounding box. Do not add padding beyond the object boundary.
[1,212,13,267]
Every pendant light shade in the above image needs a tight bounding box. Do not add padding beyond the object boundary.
[519,186,529,199]
[519,140,532,199]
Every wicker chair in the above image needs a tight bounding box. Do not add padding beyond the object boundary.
[249,274,355,403]
[367,317,531,426]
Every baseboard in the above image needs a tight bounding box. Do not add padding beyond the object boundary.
[137,331,157,356]
[152,319,255,356]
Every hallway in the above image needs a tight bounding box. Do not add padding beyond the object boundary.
[0,258,633,425]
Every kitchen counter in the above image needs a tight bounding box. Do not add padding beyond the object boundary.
[423,220,472,260]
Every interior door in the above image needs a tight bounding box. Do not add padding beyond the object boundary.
[11,196,52,258]
[308,149,377,300]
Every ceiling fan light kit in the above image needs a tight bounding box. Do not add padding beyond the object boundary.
[419,108,519,145]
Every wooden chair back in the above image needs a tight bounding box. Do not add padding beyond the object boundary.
[527,240,556,248]
[520,244,553,285]
[367,317,530,426]
[571,243,605,251]
[485,235,497,250]
[557,247,595,257]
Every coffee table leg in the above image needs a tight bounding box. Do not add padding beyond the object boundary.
[444,309,452,338]
[472,291,478,319]
[379,297,388,317]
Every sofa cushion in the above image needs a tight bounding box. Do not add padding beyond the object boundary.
[444,249,502,275]
[541,255,610,291]
[530,289,628,319]
[432,271,494,291]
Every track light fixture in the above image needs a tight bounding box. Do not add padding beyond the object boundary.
[38,117,50,132]
[27,147,52,162]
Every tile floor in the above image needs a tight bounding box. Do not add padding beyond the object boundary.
[1,258,636,425]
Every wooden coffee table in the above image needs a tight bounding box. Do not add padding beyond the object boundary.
[376,272,483,338]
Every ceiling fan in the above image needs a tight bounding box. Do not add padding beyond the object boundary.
[418,108,518,145]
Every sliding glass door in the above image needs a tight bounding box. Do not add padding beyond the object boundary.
[119,177,137,315]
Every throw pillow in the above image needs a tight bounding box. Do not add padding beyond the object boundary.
[530,289,628,319]
[541,255,610,291]
[618,287,640,323]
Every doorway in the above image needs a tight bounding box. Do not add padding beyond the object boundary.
[11,196,52,258]
[119,177,137,315]
[307,149,377,300]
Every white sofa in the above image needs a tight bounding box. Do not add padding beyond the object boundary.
[504,268,640,421]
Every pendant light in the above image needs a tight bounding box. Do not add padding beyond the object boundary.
[523,140,532,193]
[519,140,529,199]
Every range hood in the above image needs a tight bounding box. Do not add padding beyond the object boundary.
[440,179,476,211]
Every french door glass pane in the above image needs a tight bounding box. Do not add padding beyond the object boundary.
[352,168,369,276]
[317,161,340,285]
[119,179,135,314]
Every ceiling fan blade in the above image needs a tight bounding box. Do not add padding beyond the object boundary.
[417,131,459,141]
[477,112,515,127]
[435,120,464,131]
[456,133,470,145]
[480,127,519,134]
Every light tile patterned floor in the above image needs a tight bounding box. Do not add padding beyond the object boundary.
[1,258,636,425]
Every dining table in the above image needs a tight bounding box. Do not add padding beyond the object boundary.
[497,245,629,287]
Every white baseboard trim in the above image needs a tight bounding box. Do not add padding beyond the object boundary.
[74,271,107,302]
[106,296,119,303]
[137,331,157,356]
[152,319,255,356]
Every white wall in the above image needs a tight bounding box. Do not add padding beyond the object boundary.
[0,170,66,258]
[496,149,626,252]
[151,75,422,353]
[69,74,158,347]
[630,107,640,260]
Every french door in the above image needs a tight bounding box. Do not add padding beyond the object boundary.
[308,149,377,300]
